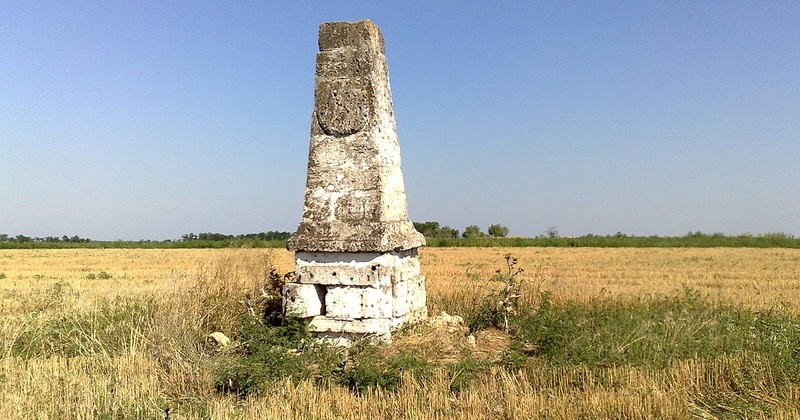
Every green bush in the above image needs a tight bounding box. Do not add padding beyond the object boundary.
[340,345,432,393]
[212,315,437,396]
[465,298,506,333]
[446,358,493,393]
[213,314,344,396]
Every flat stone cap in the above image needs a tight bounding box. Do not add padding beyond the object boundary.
[318,20,385,54]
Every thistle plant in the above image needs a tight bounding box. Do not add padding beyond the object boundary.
[492,254,524,333]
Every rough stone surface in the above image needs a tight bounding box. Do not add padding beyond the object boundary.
[325,286,392,319]
[308,316,391,336]
[296,263,388,287]
[283,283,324,318]
[287,19,424,254]
[284,20,427,344]
[292,251,426,322]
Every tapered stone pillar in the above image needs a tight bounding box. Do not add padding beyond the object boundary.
[285,20,427,344]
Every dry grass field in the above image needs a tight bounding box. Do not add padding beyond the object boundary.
[422,247,800,314]
[1,247,799,418]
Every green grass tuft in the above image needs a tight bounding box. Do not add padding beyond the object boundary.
[510,288,800,377]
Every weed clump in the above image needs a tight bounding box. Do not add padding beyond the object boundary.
[212,314,439,395]
[213,314,344,396]
[340,344,432,393]
[446,357,492,393]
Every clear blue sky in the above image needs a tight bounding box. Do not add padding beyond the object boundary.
[2,1,798,240]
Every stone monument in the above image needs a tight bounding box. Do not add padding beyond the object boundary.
[284,20,427,344]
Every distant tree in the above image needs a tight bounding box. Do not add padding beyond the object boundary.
[462,225,485,238]
[246,231,291,241]
[0,234,8,242]
[198,232,232,241]
[413,221,440,237]
[181,233,198,241]
[545,226,559,239]
[441,226,459,238]
[413,222,458,238]
[488,224,509,238]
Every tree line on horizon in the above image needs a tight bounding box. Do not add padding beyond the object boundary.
[179,231,291,242]
[1,229,798,249]
[0,234,90,244]
[0,231,292,244]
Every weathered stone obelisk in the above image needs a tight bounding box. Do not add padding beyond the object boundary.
[284,20,427,343]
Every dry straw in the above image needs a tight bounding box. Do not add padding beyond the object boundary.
[1,247,799,418]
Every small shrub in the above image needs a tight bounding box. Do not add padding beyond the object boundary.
[499,341,529,371]
[213,314,344,396]
[466,298,506,333]
[341,346,432,393]
[465,253,529,333]
[447,357,492,392]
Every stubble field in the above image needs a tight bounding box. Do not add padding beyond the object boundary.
[1,247,799,418]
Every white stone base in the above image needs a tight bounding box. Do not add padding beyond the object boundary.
[284,249,427,343]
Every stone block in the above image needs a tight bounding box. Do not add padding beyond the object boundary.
[360,288,392,318]
[308,316,391,336]
[411,275,427,308]
[315,49,374,79]
[392,280,409,317]
[392,275,426,312]
[318,20,385,54]
[283,283,324,318]
[296,264,389,287]
[326,286,392,319]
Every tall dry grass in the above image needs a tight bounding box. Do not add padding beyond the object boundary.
[0,247,798,418]
[421,247,800,314]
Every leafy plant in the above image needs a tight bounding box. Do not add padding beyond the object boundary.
[465,254,527,333]
[340,345,432,393]
[447,358,492,392]
[213,313,344,396]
